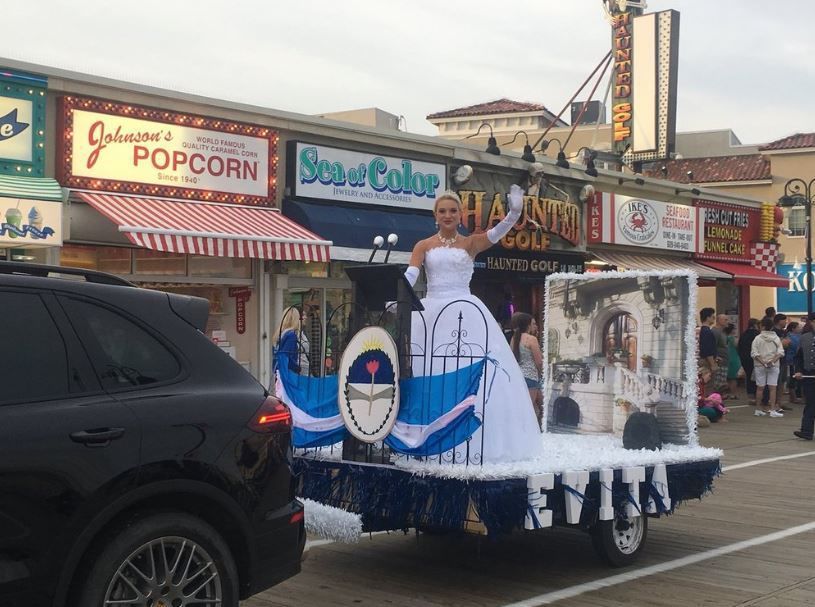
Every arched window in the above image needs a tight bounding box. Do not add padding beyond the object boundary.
[603,313,638,371]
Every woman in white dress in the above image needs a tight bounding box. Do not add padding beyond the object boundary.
[403,187,544,464]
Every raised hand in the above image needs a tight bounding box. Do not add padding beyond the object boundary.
[508,184,524,212]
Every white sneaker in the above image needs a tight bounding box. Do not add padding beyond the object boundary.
[769,410,784,418]
[754,409,767,417]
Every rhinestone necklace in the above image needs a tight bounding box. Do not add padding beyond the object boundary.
[437,231,459,247]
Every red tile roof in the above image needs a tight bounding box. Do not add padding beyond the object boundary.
[642,154,771,184]
[759,133,815,151]
[427,98,554,120]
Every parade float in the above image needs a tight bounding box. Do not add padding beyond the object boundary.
[276,253,721,566]
[274,0,723,566]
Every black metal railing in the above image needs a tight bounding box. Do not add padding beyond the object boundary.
[274,300,493,466]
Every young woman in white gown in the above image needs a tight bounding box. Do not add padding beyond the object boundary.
[403,186,544,464]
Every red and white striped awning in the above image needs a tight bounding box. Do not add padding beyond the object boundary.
[75,192,331,262]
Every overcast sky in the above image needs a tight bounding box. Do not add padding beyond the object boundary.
[2,1,813,145]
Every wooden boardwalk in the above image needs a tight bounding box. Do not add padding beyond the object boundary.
[246,403,815,607]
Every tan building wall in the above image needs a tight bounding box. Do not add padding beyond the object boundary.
[317,107,401,130]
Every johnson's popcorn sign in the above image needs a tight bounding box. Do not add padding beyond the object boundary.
[57,97,277,205]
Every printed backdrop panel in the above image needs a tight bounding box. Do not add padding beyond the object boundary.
[543,271,696,445]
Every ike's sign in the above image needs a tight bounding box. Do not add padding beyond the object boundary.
[58,97,276,205]
[588,192,703,253]
[289,142,446,211]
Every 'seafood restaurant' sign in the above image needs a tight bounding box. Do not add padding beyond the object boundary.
[57,97,277,205]
[588,192,703,253]
[695,201,760,261]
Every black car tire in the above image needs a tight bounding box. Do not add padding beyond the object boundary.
[77,511,240,607]
[590,513,648,567]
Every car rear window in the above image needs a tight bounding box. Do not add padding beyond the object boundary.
[59,297,181,390]
[0,291,70,404]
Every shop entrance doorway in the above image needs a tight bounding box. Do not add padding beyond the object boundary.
[471,281,542,342]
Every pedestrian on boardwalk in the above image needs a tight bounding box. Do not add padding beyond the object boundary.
[510,311,543,430]
[698,392,729,423]
[762,306,776,325]
[725,324,740,399]
[273,306,305,375]
[712,314,730,392]
[773,314,790,409]
[785,321,802,405]
[738,319,760,406]
[699,308,718,393]
[793,313,815,440]
[751,317,785,418]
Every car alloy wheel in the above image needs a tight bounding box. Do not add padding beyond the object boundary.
[103,536,222,607]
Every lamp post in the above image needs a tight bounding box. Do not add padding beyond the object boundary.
[779,178,815,317]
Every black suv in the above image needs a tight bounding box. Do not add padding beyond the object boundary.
[0,261,304,607]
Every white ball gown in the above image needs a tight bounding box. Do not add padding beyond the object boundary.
[410,246,544,464]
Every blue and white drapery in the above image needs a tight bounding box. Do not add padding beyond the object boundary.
[274,355,484,455]
[275,358,344,448]
[384,360,484,456]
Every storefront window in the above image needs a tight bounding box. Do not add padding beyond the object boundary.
[285,261,329,278]
[329,261,347,279]
[8,248,50,264]
[61,243,132,273]
[134,249,186,275]
[282,286,353,376]
[278,260,347,279]
[97,246,133,274]
[160,285,225,315]
[189,255,251,278]
[325,288,353,374]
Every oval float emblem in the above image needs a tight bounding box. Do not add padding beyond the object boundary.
[337,326,400,443]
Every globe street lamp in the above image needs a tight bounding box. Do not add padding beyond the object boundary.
[779,178,815,316]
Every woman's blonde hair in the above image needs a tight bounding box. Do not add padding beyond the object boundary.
[274,306,301,344]
[433,191,463,213]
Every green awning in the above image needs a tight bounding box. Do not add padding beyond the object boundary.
[0,175,64,202]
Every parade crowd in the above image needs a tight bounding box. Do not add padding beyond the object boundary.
[698,306,815,441]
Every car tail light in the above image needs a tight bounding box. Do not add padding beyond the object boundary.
[248,396,292,433]
[289,510,304,525]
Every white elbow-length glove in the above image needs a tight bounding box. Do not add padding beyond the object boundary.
[386,266,420,310]
[403,266,420,287]
[487,184,523,244]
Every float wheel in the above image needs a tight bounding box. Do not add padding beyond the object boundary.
[590,512,648,567]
